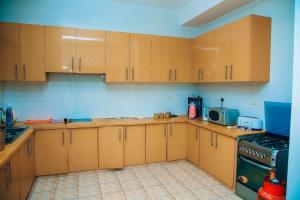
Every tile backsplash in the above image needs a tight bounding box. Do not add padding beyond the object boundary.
[0,75,196,121]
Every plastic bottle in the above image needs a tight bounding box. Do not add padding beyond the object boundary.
[6,105,14,128]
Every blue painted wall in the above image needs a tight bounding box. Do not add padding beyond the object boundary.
[287,0,300,198]
[0,0,201,38]
[194,0,294,123]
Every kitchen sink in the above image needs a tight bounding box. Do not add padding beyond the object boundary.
[5,126,29,144]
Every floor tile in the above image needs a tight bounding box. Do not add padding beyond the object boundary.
[29,191,55,200]
[102,191,126,200]
[210,184,235,197]
[163,181,188,194]
[33,177,57,193]
[144,185,170,199]
[148,194,174,200]
[183,179,205,191]
[78,184,100,197]
[116,171,137,182]
[191,185,219,200]
[172,191,198,200]
[57,175,77,190]
[100,181,122,194]
[156,173,177,184]
[78,195,102,200]
[119,178,142,191]
[98,172,118,184]
[133,168,154,178]
[138,176,161,187]
[172,171,195,181]
[54,188,77,200]
[219,195,243,200]
[124,188,149,200]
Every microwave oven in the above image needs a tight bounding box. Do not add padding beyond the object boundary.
[208,107,240,126]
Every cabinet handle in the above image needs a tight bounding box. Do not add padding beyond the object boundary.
[8,162,12,184]
[230,65,233,80]
[4,164,9,190]
[201,69,204,81]
[119,128,122,142]
[62,131,65,146]
[174,69,177,81]
[71,57,74,72]
[164,125,167,137]
[170,125,172,137]
[15,64,18,80]
[69,130,72,145]
[169,69,172,81]
[215,134,218,148]
[132,68,134,81]
[126,68,129,81]
[27,138,32,156]
[198,69,200,81]
[225,65,228,80]
[79,57,82,72]
[195,128,198,140]
[210,132,213,146]
[124,127,127,141]
[23,65,26,80]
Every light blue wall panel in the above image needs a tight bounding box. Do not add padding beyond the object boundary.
[0,75,196,120]
[195,0,294,123]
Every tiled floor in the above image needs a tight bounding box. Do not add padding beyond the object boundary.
[28,160,242,200]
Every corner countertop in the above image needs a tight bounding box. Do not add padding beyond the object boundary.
[0,116,264,167]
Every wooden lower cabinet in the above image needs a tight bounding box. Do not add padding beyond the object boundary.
[68,128,98,172]
[146,124,167,163]
[167,123,187,161]
[199,128,236,188]
[186,124,200,165]
[19,135,35,200]
[0,152,20,200]
[35,129,68,176]
[124,125,146,166]
[99,126,124,169]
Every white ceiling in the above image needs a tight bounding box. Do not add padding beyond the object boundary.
[107,0,193,10]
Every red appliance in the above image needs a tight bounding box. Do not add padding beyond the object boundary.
[257,175,286,200]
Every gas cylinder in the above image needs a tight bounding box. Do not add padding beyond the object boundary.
[257,176,286,200]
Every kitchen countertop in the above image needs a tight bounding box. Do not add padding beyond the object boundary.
[0,116,264,167]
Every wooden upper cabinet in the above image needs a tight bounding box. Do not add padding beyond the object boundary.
[214,25,230,82]
[105,31,130,82]
[229,15,271,82]
[124,125,146,166]
[76,29,105,74]
[130,33,152,82]
[68,128,98,172]
[0,23,20,81]
[173,38,192,82]
[167,123,187,161]
[35,129,68,176]
[99,126,124,169]
[192,31,215,82]
[146,124,167,163]
[45,26,77,73]
[152,35,173,82]
[20,24,46,81]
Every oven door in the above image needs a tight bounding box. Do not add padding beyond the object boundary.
[236,155,272,192]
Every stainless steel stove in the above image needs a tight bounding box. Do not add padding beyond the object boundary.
[236,102,291,200]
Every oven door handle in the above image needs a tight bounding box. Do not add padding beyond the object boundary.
[239,155,272,171]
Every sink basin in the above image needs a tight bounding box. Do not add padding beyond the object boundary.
[68,118,92,123]
[5,126,29,144]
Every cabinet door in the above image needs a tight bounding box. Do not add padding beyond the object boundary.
[0,22,20,81]
[192,32,215,82]
[167,123,187,161]
[19,136,35,200]
[20,24,46,81]
[186,124,200,165]
[130,33,152,82]
[45,26,76,73]
[99,126,124,169]
[76,29,105,74]
[106,31,130,82]
[214,25,230,82]
[215,134,236,188]
[173,38,192,82]
[3,152,20,200]
[229,17,251,81]
[0,164,6,199]
[199,128,216,175]
[152,36,173,82]
[124,125,146,166]
[146,124,167,163]
[68,128,98,172]
[35,129,68,175]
